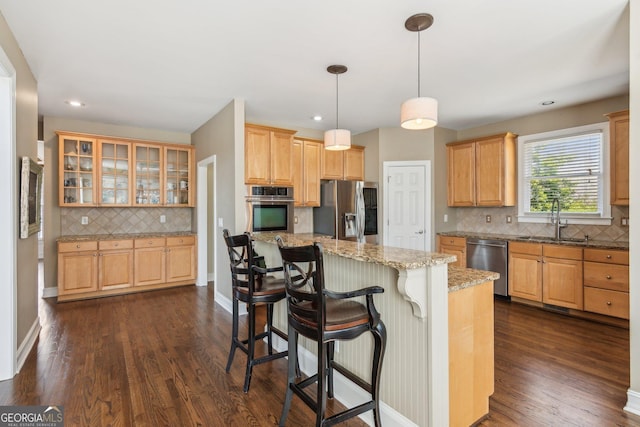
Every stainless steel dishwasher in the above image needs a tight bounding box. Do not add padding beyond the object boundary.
[466,238,509,297]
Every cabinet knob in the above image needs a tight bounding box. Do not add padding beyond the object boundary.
[606,275,612,280]
[606,255,612,259]
[93,253,97,257]
[76,244,81,249]
[606,301,612,306]
[114,243,119,247]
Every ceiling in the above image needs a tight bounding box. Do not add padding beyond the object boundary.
[0,0,630,135]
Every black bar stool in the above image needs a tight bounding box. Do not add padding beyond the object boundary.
[223,229,288,393]
[276,236,386,427]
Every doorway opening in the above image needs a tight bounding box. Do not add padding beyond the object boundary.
[197,155,217,292]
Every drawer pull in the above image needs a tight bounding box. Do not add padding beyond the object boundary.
[607,301,612,306]
[606,275,612,280]
[76,244,81,249]
[606,255,612,259]
[115,243,119,247]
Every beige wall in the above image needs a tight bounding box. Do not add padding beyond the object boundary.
[42,116,192,291]
[191,99,244,300]
[433,126,458,233]
[0,11,39,351]
[628,0,639,411]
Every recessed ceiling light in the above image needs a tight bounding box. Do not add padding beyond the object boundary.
[65,100,85,107]
[540,100,555,106]
[312,115,322,121]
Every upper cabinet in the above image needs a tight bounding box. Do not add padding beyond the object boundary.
[58,132,195,207]
[447,132,517,207]
[606,110,629,206]
[292,138,322,207]
[244,124,296,185]
[321,145,365,181]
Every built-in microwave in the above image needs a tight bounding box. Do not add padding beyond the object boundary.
[245,186,294,234]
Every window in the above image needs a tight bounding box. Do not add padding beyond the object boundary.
[518,122,611,225]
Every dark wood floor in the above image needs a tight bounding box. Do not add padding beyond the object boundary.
[1,285,639,426]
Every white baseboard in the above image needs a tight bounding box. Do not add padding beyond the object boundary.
[214,291,247,316]
[208,273,215,282]
[271,334,416,427]
[16,317,41,373]
[41,286,58,299]
[624,388,640,416]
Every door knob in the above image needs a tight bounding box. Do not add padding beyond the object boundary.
[415,230,424,235]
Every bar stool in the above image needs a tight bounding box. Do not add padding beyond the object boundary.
[223,229,288,393]
[276,236,386,427]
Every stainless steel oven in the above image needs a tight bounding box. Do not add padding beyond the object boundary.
[245,186,294,234]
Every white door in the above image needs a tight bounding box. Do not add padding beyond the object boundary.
[383,161,431,251]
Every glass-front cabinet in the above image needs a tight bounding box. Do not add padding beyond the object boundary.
[60,135,96,206]
[58,132,195,207]
[99,140,131,206]
[133,144,162,206]
[165,147,192,206]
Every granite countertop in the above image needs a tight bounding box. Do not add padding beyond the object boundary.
[57,231,195,242]
[438,231,629,250]
[252,232,456,270]
[448,266,500,293]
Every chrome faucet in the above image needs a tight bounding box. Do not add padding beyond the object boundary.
[551,197,567,240]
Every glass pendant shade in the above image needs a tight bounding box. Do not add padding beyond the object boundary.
[324,128,351,151]
[400,96,438,130]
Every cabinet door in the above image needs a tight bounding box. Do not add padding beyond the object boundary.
[245,126,271,184]
[344,146,364,181]
[438,236,467,268]
[58,251,98,295]
[321,149,344,180]
[99,140,131,206]
[303,141,322,206]
[292,140,304,206]
[134,247,166,286]
[609,111,629,206]
[165,147,193,206]
[542,257,583,309]
[166,244,196,283]
[133,144,163,205]
[59,134,97,206]
[475,137,505,206]
[99,249,134,290]
[270,130,294,185]
[508,252,542,301]
[447,142,476,207]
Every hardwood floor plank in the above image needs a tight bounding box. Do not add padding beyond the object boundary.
[1,286,639,426]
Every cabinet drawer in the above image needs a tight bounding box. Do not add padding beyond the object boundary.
[509,241,541,256]
[135,238,166,248]
[58,241,98,252]
[584,287,629,319]
[166,235,196,247]
[543,244,582,260]
[99,239,133,250]
[439,236,466,248]
[583,262,629,292]
[583,248,628,265]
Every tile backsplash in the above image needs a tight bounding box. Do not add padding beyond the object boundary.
[61,207,193,235]
[455,205,629,242]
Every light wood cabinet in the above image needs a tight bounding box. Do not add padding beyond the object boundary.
[244,124,296,185]
[58,235,196,301]
[58,239,134,300]
[447,133,517,207]
[449,280,494,427]
[437,235,466,268]
[58,132,195,207]
[320,145,365,181]
[606,110,629,206]
[292,138,322,207]
[509,242,583,309]
[583,248,629,319]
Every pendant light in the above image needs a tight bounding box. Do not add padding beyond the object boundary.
[324,65,351,151]
[401,13,438,130]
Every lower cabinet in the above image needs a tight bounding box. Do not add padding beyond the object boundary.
[509,242,583,310]
[58,234,196,301]
[437,236,467,268]
[583,248,629,319]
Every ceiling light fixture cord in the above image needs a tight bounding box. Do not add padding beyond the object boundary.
[417,30,421,97]
[335,72,340,129]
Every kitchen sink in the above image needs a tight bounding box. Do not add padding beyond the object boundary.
[513,235,587,244]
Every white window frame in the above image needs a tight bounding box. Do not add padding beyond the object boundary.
[517,122,612,226]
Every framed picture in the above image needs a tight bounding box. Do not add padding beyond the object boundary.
[20,156,43,239]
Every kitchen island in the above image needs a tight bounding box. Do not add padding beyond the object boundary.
[252,232,498,427]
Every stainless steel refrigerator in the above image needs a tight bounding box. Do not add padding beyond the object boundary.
[313,180,378,243]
